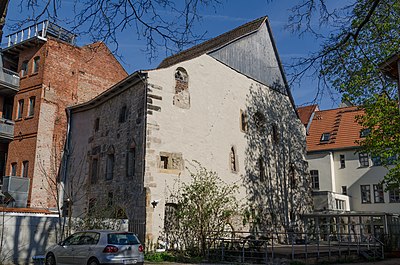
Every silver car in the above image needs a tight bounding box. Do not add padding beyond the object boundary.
[45,230,144,265]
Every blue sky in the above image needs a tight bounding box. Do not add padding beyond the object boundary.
[4,0,344,109]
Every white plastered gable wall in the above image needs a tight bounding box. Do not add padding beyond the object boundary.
[143,53,307,241]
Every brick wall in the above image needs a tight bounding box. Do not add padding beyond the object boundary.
[6,38,128,209]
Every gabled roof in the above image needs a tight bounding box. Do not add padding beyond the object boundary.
[157,16,267,69]
[297,105,318,127]
[307,106,365,152]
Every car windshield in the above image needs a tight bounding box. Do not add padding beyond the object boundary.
[107,233,140,245]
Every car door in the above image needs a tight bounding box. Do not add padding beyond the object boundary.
[57,232,83,265]
[73,232,100,264]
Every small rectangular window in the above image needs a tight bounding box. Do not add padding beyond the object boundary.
[107,192,114,207]
[160,156,169,169]
[373,184,384,203]
[342,186,347,195]
[361,185,371,204]
[340,154,345,168]
[17,99,24,119]
[20,61,28,77]
[106,154,115,180]
[90,158,98,184]
[119,106,127,123]
[11,163,17,176]
[22,161,29,178]
[33,56,40,73]
[126,148,136,178]
[240,109,248,132]
[389,188,400,203]
[94,118,100,132]
[310,170,319,190]
[320,133,330,142]
[359,153,369,167]
[28,97,35,117]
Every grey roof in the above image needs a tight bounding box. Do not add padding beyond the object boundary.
[157,16,267,69]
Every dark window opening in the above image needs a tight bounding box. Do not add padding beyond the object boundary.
[360,128,371,138]
[22,161,29,178]
[28,97,35,117]
[160,156,169,169]
[126,147,136,178]
[259,157,265,182]
[320,133,330,142]
[106,154,115,180]
[11,163,17,176]
[310,170,319,190]
[359,153,369,167]
[230,146,237,172]
[107,192,114,207]
[94,118,100,132]
[254,111,265,129]
[342,186,347,195]
[119,105,127,123]
[340,154,345,168]
[17,99,24,119]
[20,60,28,77]
[240,110,248,132]
[33,56,40,73]
[90,158,98,184]
[361,185,371,203]
[373,184,384,203]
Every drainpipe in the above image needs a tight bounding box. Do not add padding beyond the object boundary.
[329,152,336,193]
[59,107,72,239]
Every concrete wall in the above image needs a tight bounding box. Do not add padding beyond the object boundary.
[0,212,59,265]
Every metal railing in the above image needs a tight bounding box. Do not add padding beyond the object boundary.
[4,20,76,48]
[6,21,49,47]
[205,231,385,264]
[0,118,14,139]
[0,67,19,89]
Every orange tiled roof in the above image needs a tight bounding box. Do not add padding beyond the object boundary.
[297,105,318,127]
[307,106,365,152]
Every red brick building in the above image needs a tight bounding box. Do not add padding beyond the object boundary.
[1,21,127,209]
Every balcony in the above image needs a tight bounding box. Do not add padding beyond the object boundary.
[3,20,76,55]
[0,67,19,95]
[1,175,30,208]
[0,118,14,141]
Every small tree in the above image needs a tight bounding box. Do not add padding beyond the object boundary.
[167,161,239,256]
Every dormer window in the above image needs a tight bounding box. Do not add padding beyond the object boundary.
[320,133,330,142]
[360,128,370,138]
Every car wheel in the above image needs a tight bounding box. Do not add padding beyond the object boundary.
[88,258,99,265]
[45,253,56,265]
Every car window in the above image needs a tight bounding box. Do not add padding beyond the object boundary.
[107,233,140,245]
[78,232,100,245]
[63,232,83,245]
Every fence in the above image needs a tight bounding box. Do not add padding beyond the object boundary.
[205,231,384,264]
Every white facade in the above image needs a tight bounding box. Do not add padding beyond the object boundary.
[307,149,399,213]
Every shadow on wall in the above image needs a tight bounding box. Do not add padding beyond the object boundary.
[0,213,59,264]
[243,81,312,241]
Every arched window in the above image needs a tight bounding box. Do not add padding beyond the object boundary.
[20,60,28,77]
[230,146,238,172]
[173,67,190,109]
[33,56,40,73]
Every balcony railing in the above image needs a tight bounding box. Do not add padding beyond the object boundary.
[4,20,76,48]
[0,118,14,140]
[0,67,19,90]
